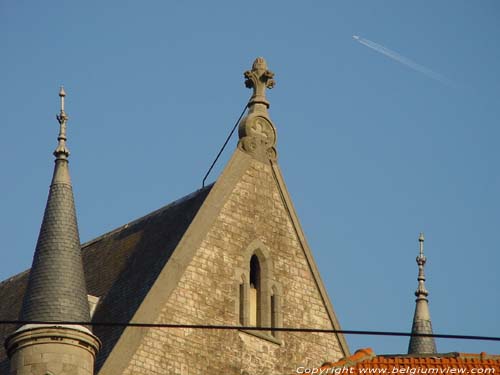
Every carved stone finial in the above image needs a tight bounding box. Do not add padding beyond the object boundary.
[415,232,428,298]
[244,57,275,108]
[54,86,70,160]
[238,58,278,161]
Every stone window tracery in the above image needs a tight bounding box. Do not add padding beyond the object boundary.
[236,240,282,344]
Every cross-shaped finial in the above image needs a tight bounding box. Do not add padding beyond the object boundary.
[244,57,275,108]
[54,86,70,160]
[59,86,66,112]
[415,232,429,298]
[417,232,426,261]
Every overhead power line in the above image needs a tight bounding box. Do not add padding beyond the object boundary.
[1,321,499,342]
[202,99,249,188]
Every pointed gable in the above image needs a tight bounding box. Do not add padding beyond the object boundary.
[97,58,350,374]
[101,145,349,374]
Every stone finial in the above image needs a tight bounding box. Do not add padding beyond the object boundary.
[415,232,428,298]
[54,86,70,160]
[244,57,275,108]
[238,58,278,161]
[59,86,66,106]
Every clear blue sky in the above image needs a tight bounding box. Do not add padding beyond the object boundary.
[2,1,499,356]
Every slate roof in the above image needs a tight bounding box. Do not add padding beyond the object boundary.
[21,181,91,323]
[0,184,212,373]
[408,319,436,354]
[315,348,500,374]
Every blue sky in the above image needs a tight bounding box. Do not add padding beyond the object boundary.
[2,1,499,356]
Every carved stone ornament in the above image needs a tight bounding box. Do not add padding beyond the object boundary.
[244,57,275,108]
[238,115,277,161]
[54,86,70,160]
[238,57,278,161]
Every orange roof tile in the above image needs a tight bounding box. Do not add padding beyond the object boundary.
[295,349,500,375]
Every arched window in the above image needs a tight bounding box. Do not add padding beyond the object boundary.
[237,240,282,343]
[249,255,261,326]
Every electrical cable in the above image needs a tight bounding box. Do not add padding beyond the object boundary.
[201,100,249,188]
[0,321,498,342]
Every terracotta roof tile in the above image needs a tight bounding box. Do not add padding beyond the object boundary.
[307,348,500,375]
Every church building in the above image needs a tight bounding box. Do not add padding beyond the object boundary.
[1,57,498,375]
[0,58,350,374]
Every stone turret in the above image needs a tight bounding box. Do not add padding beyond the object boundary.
[408,233,437,354]
[5,88,100,375]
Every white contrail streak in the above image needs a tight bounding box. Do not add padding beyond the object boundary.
[353,35,453,86]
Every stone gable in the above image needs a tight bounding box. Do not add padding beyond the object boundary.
[119,158,344,375]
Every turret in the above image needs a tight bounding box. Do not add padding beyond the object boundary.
[5,88,100,375]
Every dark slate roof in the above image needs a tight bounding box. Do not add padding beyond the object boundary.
[21,181,91,323]
[0,185,212,373]
[408,317,437,354]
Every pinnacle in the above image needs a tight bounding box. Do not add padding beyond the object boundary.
[408,233,437,354]
[19,88,90,323]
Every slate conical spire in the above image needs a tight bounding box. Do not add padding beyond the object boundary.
[6,87,99,375]
[408,233,437,354]
[19,87,91,323]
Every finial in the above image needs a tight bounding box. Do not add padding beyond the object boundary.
[238,58,278,161]
[59,85,66,105]
[415,232,428,298]
[244,57,275,109]
[418,232,425,256]
[54,86,70,160]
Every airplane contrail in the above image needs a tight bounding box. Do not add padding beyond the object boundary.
[353,35,453,86]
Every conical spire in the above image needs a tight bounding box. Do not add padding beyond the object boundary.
[408,233,437,354]
[19,87,91,323]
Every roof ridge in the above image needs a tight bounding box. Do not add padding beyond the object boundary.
[379,352,458,358]
[0,269,30,286]
[81,183,214,250]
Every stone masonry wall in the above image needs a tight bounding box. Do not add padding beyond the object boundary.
[7,327,98,375]
[121,159,344,374]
